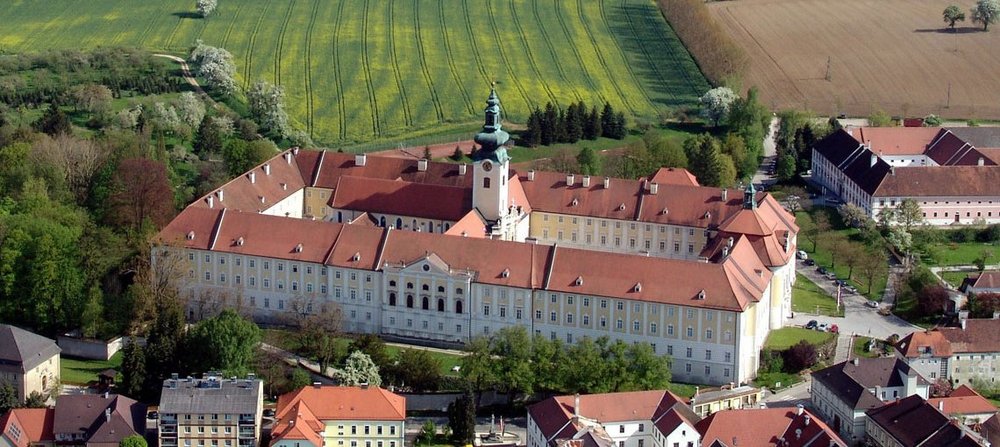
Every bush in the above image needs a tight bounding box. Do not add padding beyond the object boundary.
[759,349,784,374]
[783,341,818,372]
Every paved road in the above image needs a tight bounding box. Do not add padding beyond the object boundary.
[752,116,780,186]
[790,260,920,340]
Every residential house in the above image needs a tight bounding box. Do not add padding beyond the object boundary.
[811,127,1000,225]
[526,390,700,447]
[927,385,998,426]
[0,408,54,447]
[810,357,930,444]
[688,386,763,418]
[962,271,1000,296]
[696,405,846,447]
[51,394,146,447]
[157,373,264,447]
[269,385,405,447]
[0,325,60,403]
[896,315,1000,386]
[865,395,985,447]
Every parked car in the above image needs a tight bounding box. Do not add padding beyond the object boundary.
[804,259,816,266]
[825,273,837,280]
[845,286,857,294]
[263,409,275,418]
[866,300,880,308]
[829,324,839,333]
[805,320,818,330]
[816,323,830,332]
[817,266,828,275]
[796,250,808,260]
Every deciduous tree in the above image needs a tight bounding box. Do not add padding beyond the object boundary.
[972,0,1000,30]
[185,309,261,376]
[576,147,601,175]
[783,340,818,372]
[460,336,496,404]
[247,81,291,139]
[895,199,924,231]
[699,86,737,126]
[944,5,967,30]
[337,351,381,387]
[108,158,175,234]
[393,349,441,392]
[0,383,18,414]
[120,435,148,447]
[918,285,950,316]
[189,41,237,95]
[196,0,217,18]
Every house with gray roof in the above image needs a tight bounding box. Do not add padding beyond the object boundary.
[0,325,61,403]
[52,393,146,447]
[811,357,930,445]
[157,373,263,447]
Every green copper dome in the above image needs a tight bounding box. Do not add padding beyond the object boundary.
[473,87,510,162]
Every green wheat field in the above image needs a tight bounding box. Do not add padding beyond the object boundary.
[0,0,709,145]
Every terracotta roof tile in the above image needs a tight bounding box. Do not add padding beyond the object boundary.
[648,167,699,186]
[696,408,845,447]
[312,152,472,189]
[191,149,307,213]
[444,211,488,238]
[970,271,1000,289]
[211,210,345,264]
[927,389,998,417]
[528,390,694,444]
[937,319,1000,353]
[516,170,642,221]
[330,176,472,222]
[275,386,405,422]
[155,206,224,251]
[896,330,953,358]
[850,127,941,155]
[0,408,54,447]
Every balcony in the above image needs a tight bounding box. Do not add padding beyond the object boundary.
[238,428,255,438]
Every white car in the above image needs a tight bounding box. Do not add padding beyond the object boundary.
[866,301,880,309]
[816,323,829,332]
[796,250,808,260]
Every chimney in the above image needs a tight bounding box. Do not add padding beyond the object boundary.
[103,391,109,399]
[248,171,256,184]
[459,164,467,175]
[870,154,878,167]
[891,166,895,176]
[805,415,811,426]
[292,147,300,156]
[721,189,728,201]
[355,153,367,167]
[979,157,985,166]
[216,190,224,202]
[993,311,1000,320]
[104,408,111,422]
[727,237,735,248]
[905,367,917,397]
[649,183,659,195]
[573,393,580,420]
[527,170,535,181]
[603,177,610,189]
[796,404,804,416]
[959,310,969,330]
[722,247,730,258]
[566,174,575,187]
[876,385,883,400]
[852,357,860,366]
[206,196,214,209]
[938,400,944,412]
[264,163,271,176]
[284,152,292,164]
[582,176,591,188]
[418,159,428,172]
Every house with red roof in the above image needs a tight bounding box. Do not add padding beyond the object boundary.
[526,390,700,447]
[811,127,1000,226]
[927,385,998,425]
[154,89,800,386]
[696,406,846,447]
[895,314,1000,387]
[269,385,405,447]
[0,408,54,447]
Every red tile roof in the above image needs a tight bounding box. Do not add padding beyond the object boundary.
[444,211,488,238]
[306,152,472,189]
[927,388,998,417]
[1,408,54,447]
[527,390,698,444]
[896,330,953,358]
[330,176,472,221]
[192,149,307,213]
[649,167,699,187]
[848,127,941,156]
[970,271,1000,290]
[275,385,405,422]
[696,408,845,447]
[937,319,1000,354]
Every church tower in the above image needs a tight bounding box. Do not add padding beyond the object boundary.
[472,87,511,222]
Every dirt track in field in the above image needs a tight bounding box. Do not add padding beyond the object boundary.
[709,0,1000,119]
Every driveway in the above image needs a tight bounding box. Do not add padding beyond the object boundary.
[789,260,920,341]
[752,116,780,186]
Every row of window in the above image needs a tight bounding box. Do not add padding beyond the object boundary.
[388,293,464,314]
[387,316,463,334]
[545,296,726,320]
[192,254,378,282]
[338,425,397,436]
[542,214,698,236]
[388,280,463,295]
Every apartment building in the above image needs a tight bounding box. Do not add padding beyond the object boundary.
[157,374,264,447]
[269,385,405,447]
[156,89,799,386]
[811,127,1000,225]
[526,390,700,447]
[895,314,1000,386]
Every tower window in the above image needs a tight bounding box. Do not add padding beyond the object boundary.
[483,177,491,189]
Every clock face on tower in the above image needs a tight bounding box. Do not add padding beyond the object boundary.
[482,160,493,172]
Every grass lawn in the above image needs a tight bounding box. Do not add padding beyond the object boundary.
[923,242,1000,267]
[61,352,123,386]
[666,382,699,399]
[797,208,888,300]
[792,273,844,317]
[262,328,463,376]
[852,336,879,358]
[764,327,836,350]
[753,371,801,390]
[939,271,974,289]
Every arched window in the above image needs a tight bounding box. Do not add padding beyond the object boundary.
[437,298,445,312]
[483,178,491,189]
[422,297,429,310]
[407,282,414,289]
[437,286,445,293]
[395,217,402,229]
[422,284,429,291]
[455,300,464,314]
[380,216,386,227]
[389,280,396,287]
[389,293,396,306]
[406,295,414,308]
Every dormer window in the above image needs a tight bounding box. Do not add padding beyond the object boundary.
[294,243,303,253]
[236,237,245,246]
[501,268,510,278]
[186,231,195,240]
[575,276,584,286]
[697,290,706,300]
[634,283,642,293]
[352,252,361,262]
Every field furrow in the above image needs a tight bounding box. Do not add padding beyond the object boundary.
[221,1,247,49]
[529,0,585,104]
[483,0,535,114]
[242,0,273,90]
[437,0,474,116]
[304,0,320,135]
[548,0,606,107]
[330,0,348,140]
[412,0,445,122]
[388,0,413,127]
[507,0,558,108]
[274,0,296,86]
[460,1,493,90]
[575,0,641,116]
[361,0,382,137]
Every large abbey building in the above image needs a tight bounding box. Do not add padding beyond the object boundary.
[155,90,798,386]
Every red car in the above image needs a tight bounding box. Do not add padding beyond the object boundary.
[829,324,839,334]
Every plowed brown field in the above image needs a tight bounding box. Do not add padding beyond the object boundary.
[709,0,1000,119]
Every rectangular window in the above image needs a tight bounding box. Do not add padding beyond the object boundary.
[650,323,657,334]
[483,305,491,316]
[706,350,712,360]
[601,299,608,308]
[616,319,623,329]
[499,306,507,318]
[550,312,557,322]
[516,308,523,319]
[687,327,694,337]
[535,310,542,320]
[686,347,692,358]
[583,315,590,325]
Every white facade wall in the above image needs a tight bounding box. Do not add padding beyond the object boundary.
[811,379,868,444]
[262,189,304,219]
[329,209,456,235]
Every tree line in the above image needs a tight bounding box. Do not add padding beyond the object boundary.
[521,101,627,147]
